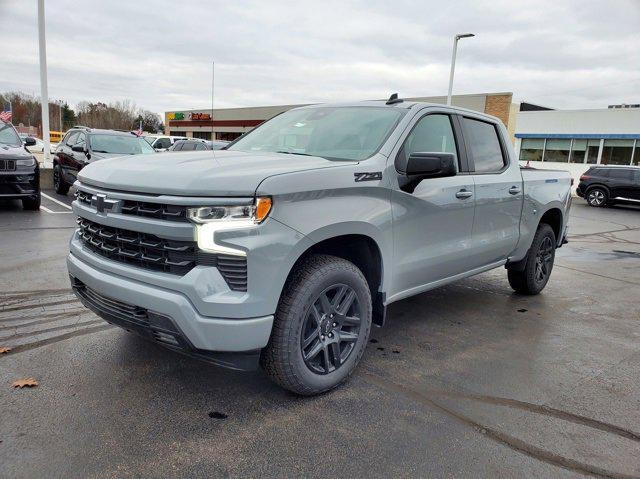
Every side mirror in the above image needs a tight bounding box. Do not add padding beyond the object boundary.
[24,137,36,146]
[399,152,457,194]
[406,152,457,178]
[72,145,86,153]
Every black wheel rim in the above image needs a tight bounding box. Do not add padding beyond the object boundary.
[534,236,554,284]
[300,284,362,375]
[588,190,605,206]
[53,167,60,189]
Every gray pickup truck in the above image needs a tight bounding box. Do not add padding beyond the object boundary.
[67,98,571,395]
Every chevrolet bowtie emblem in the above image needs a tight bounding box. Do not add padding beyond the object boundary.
[91,194,120,214]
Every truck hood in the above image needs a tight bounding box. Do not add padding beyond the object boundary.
[78,150,351,196]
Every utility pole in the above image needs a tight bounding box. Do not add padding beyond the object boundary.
[447,33,475,106]
[37,0,51,165]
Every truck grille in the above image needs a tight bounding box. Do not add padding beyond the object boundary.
[77,217,196,275]
[0,159,16,171]
[76,217,248,290]
[75,190,188,222]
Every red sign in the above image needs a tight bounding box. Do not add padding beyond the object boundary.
[190,113,212,121]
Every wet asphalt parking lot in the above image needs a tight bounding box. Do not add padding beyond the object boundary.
[1,191,639,478]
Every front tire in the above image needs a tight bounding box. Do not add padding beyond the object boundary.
[508,223,556,295]
[586,187,608,207]
[53,164,70,195]
[22,194,41,210]
[261,254,372,396]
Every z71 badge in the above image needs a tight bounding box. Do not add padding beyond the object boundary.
[354,172,382,182]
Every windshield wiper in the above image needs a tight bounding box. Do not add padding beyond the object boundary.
[275,150,313,156]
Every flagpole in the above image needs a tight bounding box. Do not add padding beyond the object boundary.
[37,0,51,166]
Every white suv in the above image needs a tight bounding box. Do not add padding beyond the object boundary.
[144,135,188,152]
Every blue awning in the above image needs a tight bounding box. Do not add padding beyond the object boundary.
[515,133,640,139]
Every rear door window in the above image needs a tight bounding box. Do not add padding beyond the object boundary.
[462,118,506,173]
[608,169,633,180]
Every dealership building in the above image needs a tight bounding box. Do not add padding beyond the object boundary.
[515,105,640,186]
[165,94,640,189]
[164,92,518,141]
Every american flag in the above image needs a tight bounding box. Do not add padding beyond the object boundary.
[0,102,11,122]
[134,119,143,136]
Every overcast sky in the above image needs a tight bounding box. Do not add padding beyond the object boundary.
[1,0,639,115]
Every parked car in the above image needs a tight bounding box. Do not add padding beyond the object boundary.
[68,98,572,395]
[144,135,188,152]
[0,120,40,210]
[576,165,640,207]
[53,126,155,195]
[168,139,230,151]
[25,137,58,154]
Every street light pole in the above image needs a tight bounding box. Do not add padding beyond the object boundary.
[446,33,475,106]
[37,0,50,165]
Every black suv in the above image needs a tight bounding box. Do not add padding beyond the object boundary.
[53,126,155,195]
[576,166,640,207]
[0,120,40,210]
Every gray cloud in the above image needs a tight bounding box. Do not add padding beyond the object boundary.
[1,0,638,115]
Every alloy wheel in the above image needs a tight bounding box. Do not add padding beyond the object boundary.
[53,166,60,189]
[587,189,605,206]
[300,284,362,375]
[534,236,554,284]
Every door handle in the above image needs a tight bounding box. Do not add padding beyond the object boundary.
[509,186,522,195]
[455,189,473,199]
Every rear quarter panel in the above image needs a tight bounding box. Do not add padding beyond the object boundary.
[511,169,572,261]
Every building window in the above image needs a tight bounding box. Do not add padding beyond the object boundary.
[519,138,544,161]
[569,139,586,163]
[543,139,571,162]
[601,139,634,165]
[192,131,212,140]
[586,139,600,164]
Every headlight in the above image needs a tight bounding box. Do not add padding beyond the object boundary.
[187,197,272,256]
[16,158,36,167]
[187,197,272,224]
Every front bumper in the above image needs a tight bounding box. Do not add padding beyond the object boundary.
[68,251,274,368]
[0,164,40,199]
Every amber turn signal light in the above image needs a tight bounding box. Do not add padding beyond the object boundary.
[255,197,272,223]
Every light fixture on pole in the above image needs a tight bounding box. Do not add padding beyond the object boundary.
[446,33,475,106]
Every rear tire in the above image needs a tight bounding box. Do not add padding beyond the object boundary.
[22,194,41,211]
[261,254,372,396]
[54,164,70,195]
[508,223,556,295]
[586,187,608,207]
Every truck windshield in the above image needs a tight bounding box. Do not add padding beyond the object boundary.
[90,135,156,155]
[228,106,406,161]
[0,121,21,146]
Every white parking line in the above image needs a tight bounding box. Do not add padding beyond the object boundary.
[41,206,72,214]
[41,193,73,210]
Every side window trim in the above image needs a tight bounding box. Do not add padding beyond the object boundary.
[460,116,509,175]
[394,111,468,174]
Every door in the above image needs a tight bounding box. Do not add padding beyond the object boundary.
[390,112,475,299]
[68,132,88,181]
[606,168,634,199]
[632,170,640,200]
[462,116,523,267]
[58,130,79,183]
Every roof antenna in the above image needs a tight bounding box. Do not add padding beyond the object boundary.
[386,93,403,105]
